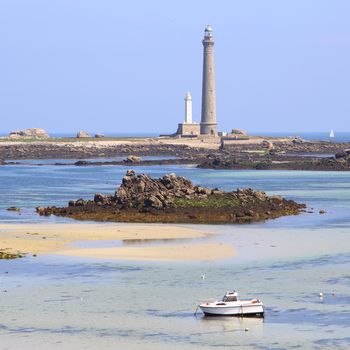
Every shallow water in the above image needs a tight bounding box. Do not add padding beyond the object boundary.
[0,161,349,349]
[1,251,349,349]
[7,155,178,164]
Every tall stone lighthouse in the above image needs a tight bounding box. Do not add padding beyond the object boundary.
[200,25,217,135]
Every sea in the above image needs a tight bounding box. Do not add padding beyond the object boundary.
[0,160,350,349]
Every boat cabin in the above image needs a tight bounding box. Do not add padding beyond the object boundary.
[222,291,238,302]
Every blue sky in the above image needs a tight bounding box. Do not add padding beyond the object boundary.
[1,0,349,134]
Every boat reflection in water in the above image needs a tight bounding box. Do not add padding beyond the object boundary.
[199,312,265,336]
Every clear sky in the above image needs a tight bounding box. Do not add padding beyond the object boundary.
[1,0,349,134]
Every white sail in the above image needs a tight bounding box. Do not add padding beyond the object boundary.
[329,129,335,138]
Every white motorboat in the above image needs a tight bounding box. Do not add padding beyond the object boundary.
[198,291,264,317]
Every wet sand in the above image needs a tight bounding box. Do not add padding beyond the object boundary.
[57,243,234,261]
[0,223,235,261]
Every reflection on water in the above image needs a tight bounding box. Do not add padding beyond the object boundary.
[199,315,265,334]
[284,153,333,158]
[122,238,190,245]
[71,238,193,248]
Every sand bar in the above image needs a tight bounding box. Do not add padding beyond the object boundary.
[57,243,234,261]
[0,223,234,261]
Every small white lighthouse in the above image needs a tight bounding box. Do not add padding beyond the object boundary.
[184,92,192,124]
[176,92,200,136]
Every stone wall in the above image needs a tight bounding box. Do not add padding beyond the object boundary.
[176,123,200,136]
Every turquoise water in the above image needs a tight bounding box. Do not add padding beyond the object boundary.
[2,164,350,227]
[0,162,350,349]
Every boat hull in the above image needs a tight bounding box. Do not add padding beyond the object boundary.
[199,303,264,317]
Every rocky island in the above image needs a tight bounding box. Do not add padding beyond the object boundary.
[198,149,350,171]
[37,170,305,224]
[1,136,350,172]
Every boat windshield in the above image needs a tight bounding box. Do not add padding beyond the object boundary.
[222,295,237,302]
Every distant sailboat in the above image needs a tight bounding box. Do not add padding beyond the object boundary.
[329,129,335,138]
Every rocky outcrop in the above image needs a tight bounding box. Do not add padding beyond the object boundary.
[114,170,209,209]
[291,137,304,144]
[6,206,20,212]
[199,157,242,169]
[94,134,105,138]
[335,149,350,159]
[9,128,49,138]
[231,129,247,136]
[37,170,305,224]
[261,140,274,150]
[76,130,91,138]
[318,150,350,170]
[199,150,350,171]
[124,155,142,163]
[272,140,340,153]
[0,249,24,259]
[222,139,348,154]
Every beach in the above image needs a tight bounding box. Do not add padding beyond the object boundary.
[0,223,234,261]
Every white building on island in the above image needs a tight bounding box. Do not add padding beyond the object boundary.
[184,92,192,123]
[176,92,200,136]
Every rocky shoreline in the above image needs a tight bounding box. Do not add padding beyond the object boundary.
[36,170,306,224]
[5,150,346,171]
[223,139,350,154]
[1,138,349,159]
[1,138,350,171]
[0,140,207,160]
[198,150,350,171]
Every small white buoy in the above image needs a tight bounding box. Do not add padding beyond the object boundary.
[319,292,323,298]
[201,275,205,280]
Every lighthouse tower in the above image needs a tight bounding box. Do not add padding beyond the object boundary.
[200,25,217,135]
[176,92,200,136]
[184,92,192,123]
